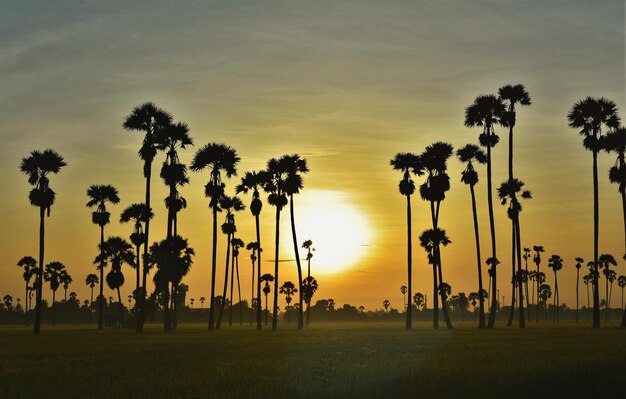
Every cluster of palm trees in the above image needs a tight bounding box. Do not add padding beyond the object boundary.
[20,102,322,334]
[392,86,625,329]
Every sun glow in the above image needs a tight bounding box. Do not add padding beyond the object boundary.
[282,190,373,275]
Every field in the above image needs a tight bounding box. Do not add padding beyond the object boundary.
[1,321,625,399]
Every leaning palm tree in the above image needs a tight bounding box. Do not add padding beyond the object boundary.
[547,254,563,322]
[532,245,545,322]
[281,154,309,330]
[599,254,617,322]
[43,261,65,326]
[86,184,120,330]
[85,273,99,312]
[120,203,153,306]
[263,157,290,330]
[123,102,172,333]
[575,257,584,322]
[236,170,270,331]
[99,236,135,327]
[17,256,37,324]
[260,273,274,326]
[279,281,297,323]
[191,143,240,331]
[497,178,532,328]
[390,152,421,329]
[419,227,452,329]
[20,149,67,335]
[465,95,505,328]
[567,97,620,328]
[246,241,260,325]
[456,144,488,328]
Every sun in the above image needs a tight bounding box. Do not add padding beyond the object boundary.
[282,189,373,275]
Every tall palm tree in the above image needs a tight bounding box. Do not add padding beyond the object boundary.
[120,203,153,306]
[260,273,274,326]
[230,237,245,326]
[191,143,240,331]
[44,261,65,326]
[215,195,244,329]
[575,257,584,322]
[456,144,488,328]
[419,142,454,329]
[419,227,452,329]
[301,275,318,326]
[465,95,505,328]
[246,241,260,325]
[497,178,532,328]
[98,236,134,327]
[19,149,67,334]
[281,154,309,330]
[17,256,37,324]
[237,170,270,331]
[264,157,290,330]
[599,254,617,322]
[123,102,172,333]
[85,273,99,312]
[567,97,620,328]
[522,247,532,318]
[279,281,297,322]
[547,254,563,321]
[86,184,120,330]
[391,152,421,329]
[532,245,545,322]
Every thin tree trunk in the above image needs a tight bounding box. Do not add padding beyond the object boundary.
[516,217,525,328]
[117,287,124,327]
[470,185,486,328]
[163,281,171,331]
[208,205,218,331]
[229,241,235,327]
[264,293,268,326]
[236,255,242,325]
[216,231,232,329]
[98,225,104,330]
[256,213,263,331]
[432,263,439,329]
[135,245,140,307]
[592,149,600,328]
[250,256,255,326]
[536,263,540,323]
[34,208,45,334]
[486,129,498,329]
[406,194,412,329]
[137,160,152,333]
[25,281,29,325]
[507,222,516,327]
[556,271,560,322]
[576,268,580,322]
[272,206,281,330]
[52,290,56,326]
[289,195,305,330]
[605,271,609,322]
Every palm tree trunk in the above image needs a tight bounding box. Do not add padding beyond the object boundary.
[216,232,232,329]
[229,242,235,327]
[432,263,438,329]
[98,225,104,330]
[163,282,171,331]
[34,207,45,334]
[209,205,218,331]
[25,281,29,325]
[289,195,305,330]
[556,271,560,322]
[255,213,263,331]
[272,206,281,331]
[486,132,498,329]
[264,293,268,326]
[135,245,140,307]
[51,290,56,327]
[437,247,453,329]
[469,185,486,329]
[137,160,152,333]
[592,149,600,328]
[507,222,516,327]
[117,287,124,327]
[605,271,609,322]
[515,218,525,328]
[236,255,242,326]
[250,257,255,326]
[406,194,413,330]
[536,263,540,323]
[576,269,580,322]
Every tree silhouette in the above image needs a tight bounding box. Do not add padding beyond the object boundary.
[86,184,120,330]
[598,254,617,322]
[59,271,72,302]
[44,261,65,326]
[618,275,626,310]
[547,254,563,321]
[522,248,532,319]
[191,143,239,331]
[260,273,274,326]
[237,170,270,330]
[391,152,421,329]
[98,236,134,327]
[383,300,390,312]
[120,204,153,307]
[538,283,552,321]
[575,257,584,322]
[199,296,206,308]
[229,237,245,326]
[245,241,260,325]
[279,281,297,323]
[123,102,172,333]
[20,149,67,334]
[85,273,99,314]
[17,256,37,324]
[456,144,488,328]
[568,97,620,328]
[532,245,545,322]
[419,227,452,329]
[301,240,315,325]
[465,95,505,329]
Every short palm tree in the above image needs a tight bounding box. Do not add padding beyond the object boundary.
[59,271,72,302]
[245,241,260,325]
[599,254,617,322]
[400,285,408,309]
[279,281,297,322]
[191,143,240,331]
[575,257,584,322]
[85,273,99,311]
[19,149,66,334]
[456,144,487,328]
[567,96,620,328]
[44,261,65,326]
[120,203,153,306]
[229,237,245,326]
[99,236,135,327]
[465,95,505,329]
[123,102,172,333]
[383,300,390,312]
[17,256,37,323]
[532,245,545,322]
[522,247,532,317]
[86,184,120,330]
[603,127,626,251]
[237,170,269,330]
[301,240,316,325]
[391,152,421,329]
[260,273,274,325]
[301,276,318,326]
[419,227,452,329]
[618,275,626,310]
[547,254,563,321]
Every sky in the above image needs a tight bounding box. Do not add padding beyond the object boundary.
[1,0,625,313]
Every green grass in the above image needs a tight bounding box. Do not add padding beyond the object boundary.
[1,321,624,399]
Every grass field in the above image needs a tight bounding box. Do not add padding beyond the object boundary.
[1,321,625,399]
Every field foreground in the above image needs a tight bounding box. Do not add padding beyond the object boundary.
[1,322,625,399]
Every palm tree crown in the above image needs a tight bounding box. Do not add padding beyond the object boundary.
[86,185,120,227]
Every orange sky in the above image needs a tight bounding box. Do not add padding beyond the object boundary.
[1,1,625,312]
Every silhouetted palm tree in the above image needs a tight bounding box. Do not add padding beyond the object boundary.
[59,271,72,302]
[391,152,421,329]
[419,227,451,329]
[599,254,617,322]
[465,95,505,329]
[17,256,37,323]
[120,203,153,306]
[260,273,274,325]
[199,296,206,308]
[246,241,260,325]
[532,245,545,322]
[547,254,563,321]
[279,281,297,322]
[457,144,488,328]
[123,102,172,333]
[230,237,245,326]
[301,275,318,325]
[98,236,134,327]
[86,184,120,330]
[568,97,620,328]
[264,157,290,330]
[44,261,65,326]
[85,273,98,312]
[191,143,240,331]
[19,149,66,334]
[618,275,626,310]
[400,285,407,309]
[237,170,270,331]
[522,247,532,318]
[538,283,552,321]
[603,127,626,252]
[574,257,584,322]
